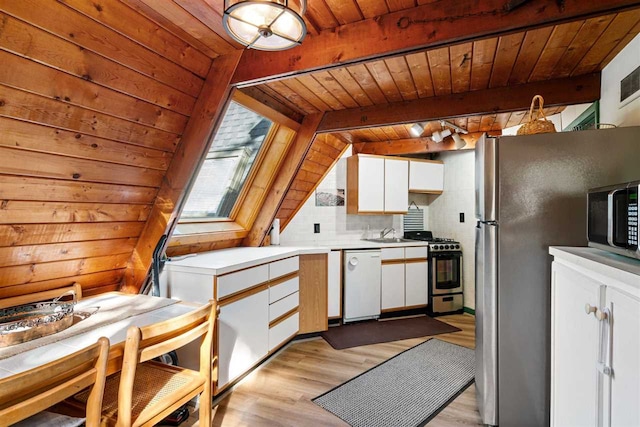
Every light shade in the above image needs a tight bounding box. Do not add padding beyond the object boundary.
[432,128,451,143]
[452,132,466,149]
[410,123,424,138]
[223,0,307,51]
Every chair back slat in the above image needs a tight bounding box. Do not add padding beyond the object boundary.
[0,336,109,426]
[139,322,209,363]
[139,303,212,341]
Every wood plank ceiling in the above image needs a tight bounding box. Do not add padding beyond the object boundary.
[250,8,640,142]
[1,0,639,294]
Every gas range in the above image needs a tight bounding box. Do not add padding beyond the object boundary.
[403,231,462,253]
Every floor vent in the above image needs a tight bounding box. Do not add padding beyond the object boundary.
[620,65,640,103]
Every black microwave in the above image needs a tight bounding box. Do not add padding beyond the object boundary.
[587,181,639,260]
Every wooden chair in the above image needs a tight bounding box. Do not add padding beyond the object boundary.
[90,301,216,427]
[0,336,109,427]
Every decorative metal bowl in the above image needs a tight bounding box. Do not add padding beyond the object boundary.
[0,291,77,348]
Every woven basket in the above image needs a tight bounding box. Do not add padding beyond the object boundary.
[517,95,556,135]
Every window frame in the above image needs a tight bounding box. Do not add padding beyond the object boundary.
[177,95,279,224]
[169,90,300,245]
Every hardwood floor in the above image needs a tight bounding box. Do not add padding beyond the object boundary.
[185,313,481,426]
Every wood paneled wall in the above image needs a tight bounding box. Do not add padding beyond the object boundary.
[0,0,212,297]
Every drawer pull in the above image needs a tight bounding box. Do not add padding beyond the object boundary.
[585,303,597,315]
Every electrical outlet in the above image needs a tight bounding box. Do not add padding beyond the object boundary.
[314,223,320,233]
[459,212,465,223]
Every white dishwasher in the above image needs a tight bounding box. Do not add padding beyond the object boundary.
[343,250,381,323]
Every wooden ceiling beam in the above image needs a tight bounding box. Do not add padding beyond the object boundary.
[317,73,600,133]
[121,51,243,293]
[356,132,497,156]
[231,0,639,86]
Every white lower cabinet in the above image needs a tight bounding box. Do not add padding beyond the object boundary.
[551,262,602,426]
[217,289,269,389]
[405,260,428,306]
[381,262,405,309]
[165,252,304,394]
[550,247,640,427]
[269,312,299,351]
[606,287,640,427]
[380,247,428,310]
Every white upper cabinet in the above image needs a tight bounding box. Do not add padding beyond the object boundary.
[384,158,409,213]
[409,160,444,193]
[347,155,385,213]
[347,154,408,214]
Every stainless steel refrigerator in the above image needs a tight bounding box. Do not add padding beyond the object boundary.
[474,127,640,427]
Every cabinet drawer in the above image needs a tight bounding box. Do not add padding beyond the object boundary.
[270,256,299,279]
[269,276,299,303]
[381,247,404,261]
[216,264,269,300]
[269,312,299,351]
[269,292,299,322]
[405,246,428,259]
[166,270,213,303]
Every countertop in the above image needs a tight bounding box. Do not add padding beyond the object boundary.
[165,240,429,275]
[281,240,430,250]
[550,246,640,293]
[166,246,330,276]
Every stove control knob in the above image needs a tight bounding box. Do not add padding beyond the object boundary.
[455,244,460,249]
[445,245,450,249]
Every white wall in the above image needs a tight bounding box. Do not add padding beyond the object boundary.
[425,151,476,310]
[560,103,592,129]
[600,33,640,127]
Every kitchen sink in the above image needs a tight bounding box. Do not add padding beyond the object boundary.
[363,237,416,243]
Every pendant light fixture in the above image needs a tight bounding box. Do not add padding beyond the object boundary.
[223,0,307,51]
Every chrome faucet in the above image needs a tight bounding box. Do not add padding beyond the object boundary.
[380,227,395,238]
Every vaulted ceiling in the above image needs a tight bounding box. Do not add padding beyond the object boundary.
[1,0,639,295]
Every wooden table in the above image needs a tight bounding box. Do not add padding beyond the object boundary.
[0,292,195,379]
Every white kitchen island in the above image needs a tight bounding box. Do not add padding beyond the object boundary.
[164,245,330,393]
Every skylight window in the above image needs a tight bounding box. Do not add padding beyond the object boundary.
[180,101,273,220]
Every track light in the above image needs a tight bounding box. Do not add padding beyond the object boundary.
[432,128,451,143]
[452,132,466,149]
[410,123,424,138]
[440,120,468,134]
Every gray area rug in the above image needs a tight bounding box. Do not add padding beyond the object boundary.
[313,339,475,427]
